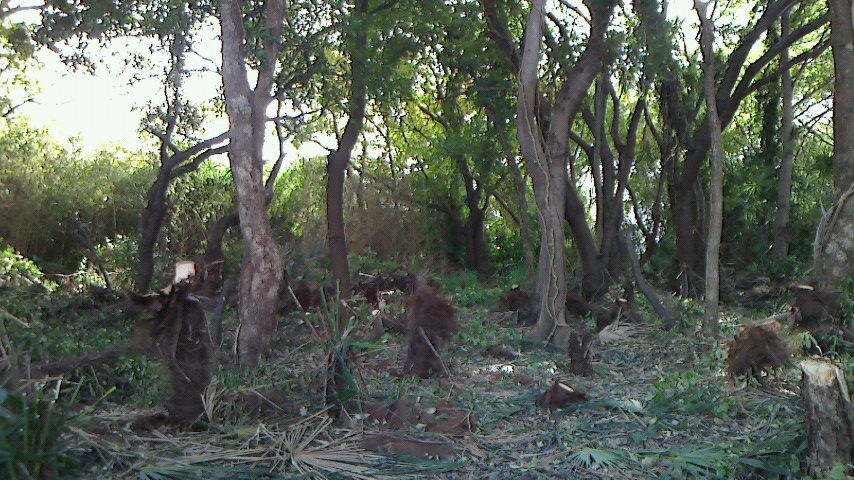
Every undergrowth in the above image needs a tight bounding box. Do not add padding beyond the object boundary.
[0,268,813,479]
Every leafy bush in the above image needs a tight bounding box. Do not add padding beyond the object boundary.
[0,119,152,272]
[0,286,163,405]
[0,242,54,290]
[647,370,734,420]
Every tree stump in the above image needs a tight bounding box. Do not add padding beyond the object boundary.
[800,358,854,475]
[568,328,594,376]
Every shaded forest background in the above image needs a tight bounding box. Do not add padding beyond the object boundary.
[0,0,851,478]
[0,0,836,295]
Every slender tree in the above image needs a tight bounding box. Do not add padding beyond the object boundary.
[695,0,724,339]
[219,0,286,366]
[326,0,370,297]
[773,8,796,258]
[636,0,829,293]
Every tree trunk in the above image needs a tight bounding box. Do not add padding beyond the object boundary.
[198,148,286,300]
[673,182,704,294]
[773,10,796,258]
[516,0,613,342]
[136,169,171,292]
[601,85,644,286]
[327,158,352,295]
[620,229,679,329]
[565,179,606,299]
[814,0,854,289]
[800,358,854,475]
[696,0,724,339]
[509,154,536,282]
[636,0,824,293]
[134,34,228,294]
[456,153,490,276]
[195,210,238,298]
[464,202,489,275]
[326,0,369,298]
[528,166,569,341]
[592,73,606,235]
[220,0,284,366]
[517,0,566,341]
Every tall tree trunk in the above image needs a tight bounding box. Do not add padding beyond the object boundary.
[326,0,369,297]
[463,192,489,275]
[813,0,854,289]
[528,161,569,341]
[136,169,171,292]
[134,34,228,293]
[220,0,285,366]
[773,10,796,258]
[198,149,286,299]
[673,181,705,294]
[592,73,606,235]
[565,179,606,298]
[517,0,567,341]
[601,83,644,285]
[455,151,490,276]
[326,160,352,295]
[517,0,614,341]
[509,155,536,282]
[696,0,724,339]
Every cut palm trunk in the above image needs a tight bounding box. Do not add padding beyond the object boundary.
[800,358,854,475]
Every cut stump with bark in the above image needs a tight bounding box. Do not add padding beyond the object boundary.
[568,328,595,376]
[800,358,854,475]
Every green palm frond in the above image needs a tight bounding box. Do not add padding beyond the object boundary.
[640,446,728,477]
[566,447,627,472]
[138,464,290,480]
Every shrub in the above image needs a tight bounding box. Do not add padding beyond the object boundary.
[0,383,80,479]
[0,120,152,272]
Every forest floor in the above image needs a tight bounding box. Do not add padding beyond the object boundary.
[1,278,808,479]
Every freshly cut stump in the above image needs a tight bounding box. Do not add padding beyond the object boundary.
[800,358,854,475]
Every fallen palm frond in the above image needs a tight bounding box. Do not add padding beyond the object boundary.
[68,407,461,479]
[202,377,223,423]
[565,447,628,472]
[638,446,729,477]
[256,413,385,480]
[597,322,645,344]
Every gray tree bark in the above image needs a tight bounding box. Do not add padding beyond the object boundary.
[695,0,724,339]
[515,0,614,342]
[773,9,796,258]
[814,0,854,289]
[220,0,285,366]
[516,0,568,340]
